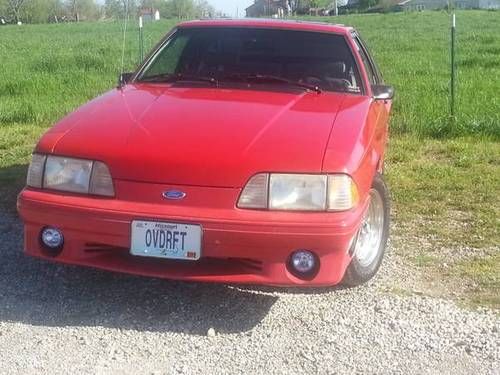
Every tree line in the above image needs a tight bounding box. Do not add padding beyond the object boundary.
[0,0,384,24]
[0,0,216,24]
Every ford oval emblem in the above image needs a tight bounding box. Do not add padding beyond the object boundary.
[162,190,186,200]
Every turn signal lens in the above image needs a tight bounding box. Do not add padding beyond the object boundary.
[238,173,269,209]
[327,174,359,211]
[26,154,47,188]
[89,161,115,197]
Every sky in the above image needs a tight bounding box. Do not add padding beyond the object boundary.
[208,0,254,17]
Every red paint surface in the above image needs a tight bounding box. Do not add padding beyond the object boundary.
[18,19,391,286]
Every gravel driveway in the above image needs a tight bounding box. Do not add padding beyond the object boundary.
[0,211,498,374]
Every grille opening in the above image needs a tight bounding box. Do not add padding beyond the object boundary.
[83,243,263,274]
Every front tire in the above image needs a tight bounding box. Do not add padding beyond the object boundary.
[342,173,390,286]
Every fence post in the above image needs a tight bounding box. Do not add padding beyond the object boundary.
[450,13,456,119]
[139,16,144,62]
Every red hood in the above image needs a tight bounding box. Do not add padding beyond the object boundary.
[39,84,348,188]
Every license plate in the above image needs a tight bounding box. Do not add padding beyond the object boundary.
[130,220,202,260]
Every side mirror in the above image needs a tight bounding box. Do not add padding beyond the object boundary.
[372,85,394,100]
[118,72,134,88]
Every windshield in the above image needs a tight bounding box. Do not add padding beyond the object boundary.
[137,27,363,94]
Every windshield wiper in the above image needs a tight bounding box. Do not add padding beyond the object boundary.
[226,73,322,94]
[137,72,175,82]
[138,72,218,86]
[174,73,219,86]
[138,72,319,93]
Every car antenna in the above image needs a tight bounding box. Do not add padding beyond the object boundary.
[118,0,130,89]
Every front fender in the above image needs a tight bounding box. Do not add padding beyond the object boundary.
[322,96,382,200]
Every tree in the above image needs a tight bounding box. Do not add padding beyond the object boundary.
[65,0,99,21]
[0,0,221,23]
[105,0,137,20]
[165,0,195,19]
[168,0,217,20]
[358,0,378,9]
[47,0,65,21]
[289,0,327,14]
[0,0,7,15]
[288,0,301,13]
[21,0,65,23]
[194,0,214,18]
[7,0,26,22]
[294,0,321,14]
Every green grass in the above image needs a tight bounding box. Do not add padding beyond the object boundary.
[452,253,500,308]
[0,11,498,308]
[386,135,499,308]
[0,20,177,126]
[0,11,499,138]
[387,136,499,249]
[302,11,500,138]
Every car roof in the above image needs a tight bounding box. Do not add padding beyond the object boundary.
[178,18,353,35]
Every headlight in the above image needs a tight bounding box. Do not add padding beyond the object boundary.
[238,173,358,211]
[27,154,115,197]
[270,174,327,211]
[44,156,93,194]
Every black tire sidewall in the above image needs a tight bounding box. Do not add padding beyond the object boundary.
[343,173,390,286]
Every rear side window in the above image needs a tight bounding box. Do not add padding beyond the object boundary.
[353,35,379,86]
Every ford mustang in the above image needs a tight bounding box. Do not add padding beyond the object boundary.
[17,19,393,286]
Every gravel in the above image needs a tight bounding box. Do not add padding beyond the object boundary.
[0,211,498,374]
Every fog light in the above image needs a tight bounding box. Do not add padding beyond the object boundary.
[41,227,64,250]
[290,250,317,274]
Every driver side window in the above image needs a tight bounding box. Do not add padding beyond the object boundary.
[142,33,190,78]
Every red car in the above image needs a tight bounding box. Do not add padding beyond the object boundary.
[18,19,393,287]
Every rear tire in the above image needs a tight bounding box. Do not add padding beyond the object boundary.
[342,173,390,286]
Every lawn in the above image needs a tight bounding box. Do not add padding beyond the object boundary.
[0,11,498,308]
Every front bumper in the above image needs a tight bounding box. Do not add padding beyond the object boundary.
[17,183,367,286]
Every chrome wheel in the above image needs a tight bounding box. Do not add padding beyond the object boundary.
[354,189,385,268]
